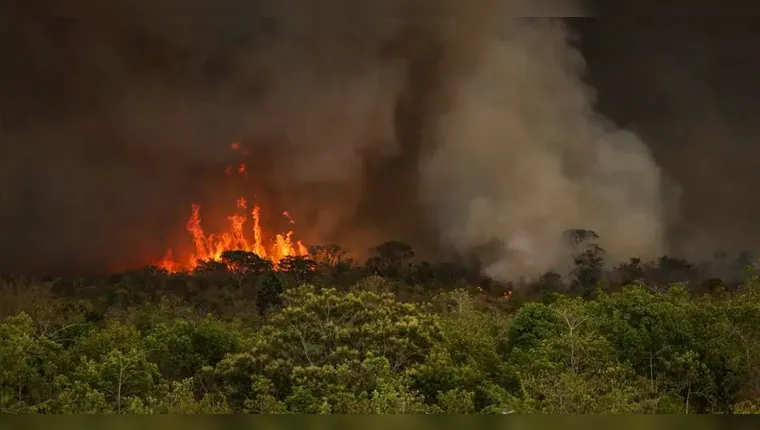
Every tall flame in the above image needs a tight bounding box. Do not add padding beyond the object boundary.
[158,142,309,272]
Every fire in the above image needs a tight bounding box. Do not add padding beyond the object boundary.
[157,142,309,273]
[158,200,310,272]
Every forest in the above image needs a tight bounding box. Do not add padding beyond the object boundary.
[2,231,760,414]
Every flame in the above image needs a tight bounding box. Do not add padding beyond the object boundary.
[157,143,309,273]
[158,200,310,272]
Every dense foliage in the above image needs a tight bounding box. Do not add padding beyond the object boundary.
[2,237,760,414]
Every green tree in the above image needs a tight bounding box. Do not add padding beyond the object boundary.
[215,284,441,412]
[156,378,231,413]
[256,273,285,315]
[74,347,159,413]
[144,316,247,381]
[506,296,653,413]
[0,313,69,412]
[71,323,159,413]
[593,285,731,412]
[414,290,512,412]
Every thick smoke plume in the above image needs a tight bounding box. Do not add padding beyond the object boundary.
[0,0,668,277]
[581,15,760,262]
[419,17,667,278]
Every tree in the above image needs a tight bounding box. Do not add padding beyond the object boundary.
[532,271,565,294]
[144,316,247,381]
[613,257,645,286]
[193,259,228,275]
[71,323,159,413]
[0,313,69,412]
[365,241,415,278]
[571,244,605,295]
[561,229,606,295]
[408,261,437,287]
[653,256,696,285]
[413,290,512,412]
[220,250,274,275]
[277,256,317,281]
[214,284,441,412]
[136,377,232,414]
[562,229,600,259]
[505,296,652,413]
[75,347,159,413]
[308,244,347,273]
[592,285,733,412]
[255,273,285,315]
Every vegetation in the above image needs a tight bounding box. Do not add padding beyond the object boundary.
[2,233,760,414]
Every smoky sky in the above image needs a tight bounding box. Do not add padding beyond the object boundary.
[0,0,757,275]
[577,15,760,260]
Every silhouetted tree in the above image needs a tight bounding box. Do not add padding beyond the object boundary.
[220,250,273,275]
[365,241,415,278]
[533,271,565,294]
[614,257,645,286]
[701,277,727,295]
[194,259,228,275]
[653,256,695,285]
[432,262,472,286]
[572,244,605,296]
[563,229,600,259]
[277,256,317,281]
[308,244,347,272]
[408,261,436,286]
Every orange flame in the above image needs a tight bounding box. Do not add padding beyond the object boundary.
[157,143,309,272]
[158,199,310,272]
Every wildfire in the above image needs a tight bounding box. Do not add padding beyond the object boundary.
[157,143,309,273]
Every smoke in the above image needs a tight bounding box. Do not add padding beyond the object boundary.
[0,0,670,276]
[581,15,760,262]
[418,15,667,279]
[0,0,409,273]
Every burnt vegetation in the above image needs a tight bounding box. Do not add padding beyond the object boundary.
[3,230,760,414]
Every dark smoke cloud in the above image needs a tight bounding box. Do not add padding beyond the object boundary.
[0,0,578,275]
[0,0,752,277]
[579,16,760,261]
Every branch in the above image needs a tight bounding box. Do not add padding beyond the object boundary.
[290,324,315,366]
